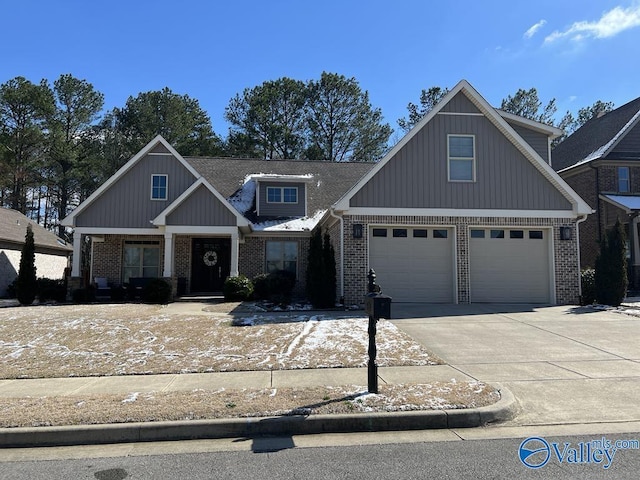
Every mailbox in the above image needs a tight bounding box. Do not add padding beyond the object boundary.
[364,293,392,319]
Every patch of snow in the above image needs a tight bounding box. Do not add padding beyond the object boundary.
[228,176,257,214]
[122,392,140,403]
[270,389,277,397]
[252,209,327,232]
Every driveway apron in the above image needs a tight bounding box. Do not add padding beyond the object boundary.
[391,304,640,426]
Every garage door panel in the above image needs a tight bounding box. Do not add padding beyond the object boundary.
[470,228,551,303]
[369,227,454,303]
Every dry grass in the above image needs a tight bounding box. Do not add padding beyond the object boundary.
[0,382,499,428]
[0,303,440,379]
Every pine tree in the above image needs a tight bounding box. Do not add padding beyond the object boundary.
[595,219,628,306]
[16,224,37,305]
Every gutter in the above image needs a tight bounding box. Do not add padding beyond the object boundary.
[329,207,344,301]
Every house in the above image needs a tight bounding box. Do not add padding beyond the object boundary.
[0,208,72,297]
[553,97,640,287]
[62,80,591,305]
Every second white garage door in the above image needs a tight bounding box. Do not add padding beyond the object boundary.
[369,226,454,303]
[469,227,552,303]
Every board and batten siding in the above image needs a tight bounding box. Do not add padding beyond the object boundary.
[76,153,197,228]
[166,184,237,226]
[608,121,640,157]
[440,92,481,114]
[350,112,571,210]
[258,181,306,217]
[508,123,550,164]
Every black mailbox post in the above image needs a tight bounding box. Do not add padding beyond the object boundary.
[364,269,392,394]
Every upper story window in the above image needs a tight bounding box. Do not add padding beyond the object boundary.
[151,174,168,200]
[267,186,298,204]
[448,135,475,182]
[618,166,630,193]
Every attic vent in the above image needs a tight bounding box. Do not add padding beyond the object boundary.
[16,220,20,225]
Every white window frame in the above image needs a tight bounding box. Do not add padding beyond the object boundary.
[618,166,630,193]
[266,186,298,204]
[447,134,476,182]
[123,241,161,282]
[151,174,168,200]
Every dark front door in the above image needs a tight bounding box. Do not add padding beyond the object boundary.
[191,238,231,292]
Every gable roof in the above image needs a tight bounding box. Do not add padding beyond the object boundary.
[0,208,72,252]
[185,156,374,230]
[553,97,640,172]
[334,79,591,216]
[60,135,200,227]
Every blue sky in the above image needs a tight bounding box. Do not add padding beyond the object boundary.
[2,0,640,137]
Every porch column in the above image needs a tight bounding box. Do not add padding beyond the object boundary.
[163,233,174,278]
[71,230,82,277]
[230,231,239,277]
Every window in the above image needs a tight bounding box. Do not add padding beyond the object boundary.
[123,241,160,282]
[618,167,630,193]
[372,228,387,237]
[266,186,298,203]
[490,230,504,239]
[470,229,485,238]
[529,230,544,239]
[151,174,168,200]
[510,230,524,239]
[413,229,428,238]
[266,241,298,275]
[448,135,475,182]
[393,229,408,237]
[433,229,448,239]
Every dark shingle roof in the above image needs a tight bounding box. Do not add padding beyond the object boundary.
[0,208,72,252]
[184,157,374,220]
[553,97,640,171]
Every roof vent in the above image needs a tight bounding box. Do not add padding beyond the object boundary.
[16,220,20,225]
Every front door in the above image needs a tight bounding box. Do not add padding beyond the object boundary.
[191,238,231,292]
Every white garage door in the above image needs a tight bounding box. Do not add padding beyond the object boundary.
[469,228,552,303]
[369,226,454,303]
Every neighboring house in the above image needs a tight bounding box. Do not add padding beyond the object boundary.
[553,97,640,288]
[62,80,591,305]
[0,208,72,297]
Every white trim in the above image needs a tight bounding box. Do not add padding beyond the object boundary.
[343,207,578,219]
[61,135,200,227]
[150,174,168,201]
[71,231,82,276]
[152,178,250,227]
[164,226,238,235]
[162,233,174,278]
[73,227,162,235]
[437,111,484,116]
[497,110,564,138]
[447,134,476,182]
[333,79,591,216]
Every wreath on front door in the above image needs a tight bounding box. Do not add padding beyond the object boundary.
[203,250,218,266]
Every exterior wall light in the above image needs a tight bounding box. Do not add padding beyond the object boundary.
[353,224,364,239]
[560,226,572,240]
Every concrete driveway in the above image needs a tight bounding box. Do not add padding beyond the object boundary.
[391,304,640,427]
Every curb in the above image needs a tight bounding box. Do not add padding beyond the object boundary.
[0,386,518,448]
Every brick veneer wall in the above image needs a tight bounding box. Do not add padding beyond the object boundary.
[341,215,580,306]
[92,235,165,286]
[239,235,311,297]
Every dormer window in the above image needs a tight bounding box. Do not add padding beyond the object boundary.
[618,167,630,193]
[151,174,168,200]
[267,186,298,204]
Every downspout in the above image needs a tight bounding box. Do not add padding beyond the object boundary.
[329,207,344,301]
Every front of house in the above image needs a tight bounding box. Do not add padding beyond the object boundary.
[62,80,591,305]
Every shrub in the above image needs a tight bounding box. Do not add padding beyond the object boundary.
[581,268,596,305]
[72,288,90,304]
[223,275,254,301]
[252,270,296,303]
[142,278,172,304]
[5,279,17,299]
[37,278,67,303]
[16,225,37,305]
[595,219,628,306]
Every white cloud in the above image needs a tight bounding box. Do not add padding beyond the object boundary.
[545,5,640,44]
[524,19,547,39]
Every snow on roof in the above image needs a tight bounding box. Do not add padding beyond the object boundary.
[228,175,256,214]
[252,209,327,232]
[251,173,314,182]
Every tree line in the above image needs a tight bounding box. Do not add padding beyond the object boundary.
[0,72,613,238]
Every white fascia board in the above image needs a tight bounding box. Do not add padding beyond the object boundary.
[333,80,592,217]
[497,110,564,138]
[164,226,239,235]
[343,207,581,219]
[72,227,163,235]
[61,135,199,227]
[152,178,250,228]
[253,174,314,183]
[246,230,312,238]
